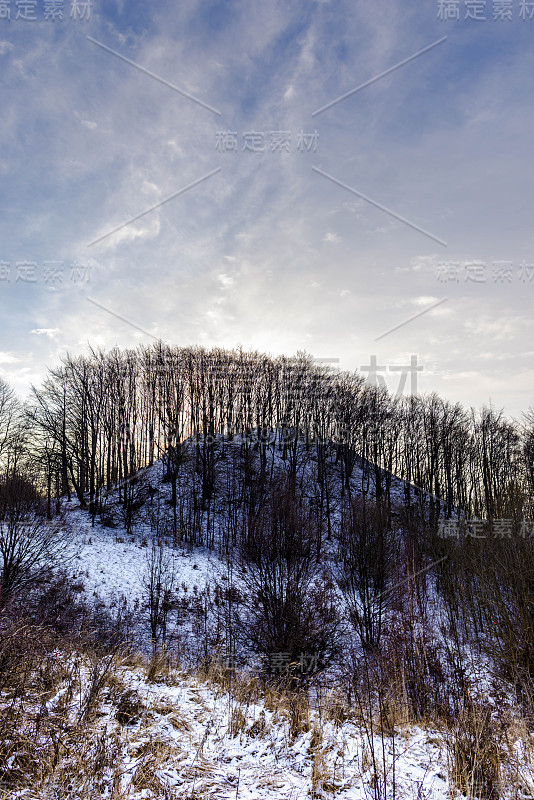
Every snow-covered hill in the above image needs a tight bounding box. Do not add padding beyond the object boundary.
[4,434,533,800]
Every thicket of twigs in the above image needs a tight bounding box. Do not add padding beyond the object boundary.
[0,345,533,798]
[1,478,534,798]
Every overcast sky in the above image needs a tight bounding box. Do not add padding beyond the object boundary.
[1,0,533,418]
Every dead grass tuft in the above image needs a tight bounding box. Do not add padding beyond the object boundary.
[447,703,503,800]
[228,704,248,736]
[115,688,145,725]
[247,709,267,738]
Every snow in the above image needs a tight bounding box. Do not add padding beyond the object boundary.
[68,507,219,616]
[10,652,455,800]
[64,432,435,627]
[10,433,532,799]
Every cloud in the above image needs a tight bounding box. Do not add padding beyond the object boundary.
[0,0,532,418]
[323,231,340,243]
[413,296,439,306]
[0,352,21,364]
[30,328,61,338]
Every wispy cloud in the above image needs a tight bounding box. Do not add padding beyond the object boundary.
[0,0,532,416]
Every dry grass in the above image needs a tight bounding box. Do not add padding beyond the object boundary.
[247,709,267,738]
[152,700,191,733]
[228,703,247,736]
[325,695,350,728]
[4,618,534,800]
[0,634,128,796]
[446,703,503,800]
[288,690,311,740]
[131,753,166,794]
[146,649,175,683]
[115,688,146,725]
[308,724,339,798]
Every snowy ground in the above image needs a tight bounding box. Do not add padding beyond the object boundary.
[31,436,531,800]
[64,433,439,625]
[10,649,455,800]
[67,504,221,617]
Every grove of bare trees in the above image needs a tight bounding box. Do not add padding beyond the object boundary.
[19,343,532,535]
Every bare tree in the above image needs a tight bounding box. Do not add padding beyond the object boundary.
[0,474,72,608]
[143,538,175,654]
[522,405,534,519]
[0,379,19,462]
[27,343,533,529]
[236,472,340,679]
[335,498,395,652]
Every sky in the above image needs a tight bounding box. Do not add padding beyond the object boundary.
[1,0,533,419]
